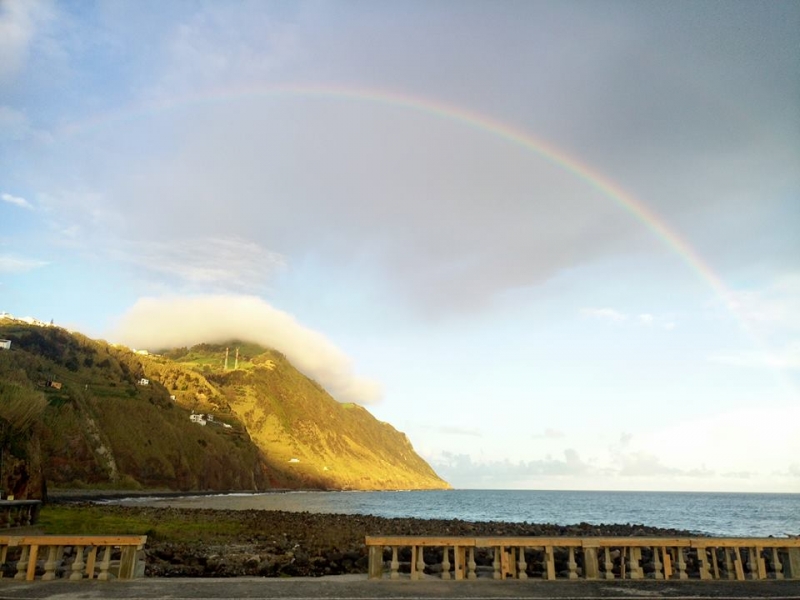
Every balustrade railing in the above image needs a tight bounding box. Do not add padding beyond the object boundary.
[366,536,800,581]
[0,535,147,581]
[0,501,40,529]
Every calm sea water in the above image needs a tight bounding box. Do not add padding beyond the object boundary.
[114,489,800,538]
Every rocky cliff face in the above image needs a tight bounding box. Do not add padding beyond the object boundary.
[0,323,448,493]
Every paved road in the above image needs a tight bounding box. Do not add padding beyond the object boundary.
[1,576,800,600]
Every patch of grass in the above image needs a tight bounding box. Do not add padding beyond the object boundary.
[39,505,248,543]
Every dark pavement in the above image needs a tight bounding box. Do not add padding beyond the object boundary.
[1,576,800,600]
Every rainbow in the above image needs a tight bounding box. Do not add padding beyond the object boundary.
[60,83,733,302]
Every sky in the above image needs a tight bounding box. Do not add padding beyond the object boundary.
[1,0,799,492]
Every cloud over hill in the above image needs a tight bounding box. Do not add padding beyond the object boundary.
[111,295,382,405]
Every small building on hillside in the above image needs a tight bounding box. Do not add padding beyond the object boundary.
[190,413,207,426]
[138,378,149,386]
[0,339,10,350]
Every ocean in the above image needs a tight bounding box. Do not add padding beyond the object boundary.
[113,489,800,538]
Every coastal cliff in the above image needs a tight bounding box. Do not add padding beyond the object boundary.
[0,323,448,494]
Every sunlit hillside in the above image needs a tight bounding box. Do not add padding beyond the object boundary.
[0,323,449,493]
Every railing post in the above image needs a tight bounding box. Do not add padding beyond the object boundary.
[441,546,451,580]
[732,547,745,580]
[518,546,528,580]
[118,545,137,579]
[368,545,383,580]
[389,546,399,579]
[783,548,800,580]
[25,544,38,581]
[697,546,711,580]
[454,545,464,580]
[545,546,556,580]
[583,545,598,579]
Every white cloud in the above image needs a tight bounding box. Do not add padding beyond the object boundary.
[2,192,33,210]
[110,294,382,405]
[722,276,800,333]
[580,308,627,322]
[119,237,285,292]
[431,449,593,489]
[581,308,676,330]
[709,343,800,370]
[0,106,31,142]
[532,427,566,440]
[436,426,482,438]
[0,255,48,273]
[0,0,54,82]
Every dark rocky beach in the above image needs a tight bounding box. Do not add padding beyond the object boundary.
[52,503,699,578]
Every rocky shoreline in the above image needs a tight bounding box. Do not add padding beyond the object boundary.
[55,504,701,578]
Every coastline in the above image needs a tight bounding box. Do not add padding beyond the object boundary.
[47,488,297,504]
[38,502,701,578]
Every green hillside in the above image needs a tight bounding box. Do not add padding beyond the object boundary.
[0,322,449,495]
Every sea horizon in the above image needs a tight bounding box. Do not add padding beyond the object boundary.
[106,488,800,538]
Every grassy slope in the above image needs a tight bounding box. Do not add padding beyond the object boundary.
[0,324,449,491]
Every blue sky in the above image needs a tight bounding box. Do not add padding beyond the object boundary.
[1,0,799,491]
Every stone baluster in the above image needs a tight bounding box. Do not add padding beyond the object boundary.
[517,547,528,580]
[772,548,783,580]
[492,547,501,579]
[628,547,643,579]
[467,547,477,580]
[416,546,425,577]
[568,547,579,579]
[14,546,29,580]
[653,546,664,579]
[674,547,687,579]
[41,546,61,581]
[390,546,399,579]
[70,545,85,580]
[441,546,451,580]
[97,546,113,581]
[21,505,32,526]
[603,547,615,579]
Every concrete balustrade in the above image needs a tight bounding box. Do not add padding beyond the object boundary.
[0,535,147,581]
[0,501,40,529]
[366,536,800,581]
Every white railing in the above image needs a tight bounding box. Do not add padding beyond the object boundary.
[0,535,147,581]
[0,500,40,529]
[365,535,800,581]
